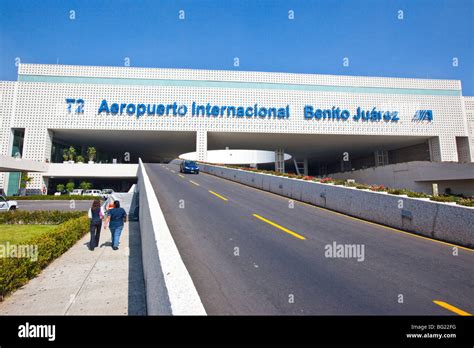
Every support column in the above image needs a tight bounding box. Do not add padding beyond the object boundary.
[456,137,472,163]
[45,129,53,163]
[275,148,285,173]
[0,82,17,195]
[303,158,309,176]
[21,127,51,194]
[429,136,458,162]
[196,130,207,162]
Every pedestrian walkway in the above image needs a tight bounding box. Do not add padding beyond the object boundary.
[0,222,146,315]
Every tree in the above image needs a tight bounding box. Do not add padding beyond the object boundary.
[65,181,75,193]
[87,147,97,162]
[62,149,69,162]
[56,184,65,192]
[19,172,33,196]
[79,181,92,190]
[68,146,76,161]
[20,172,32,188]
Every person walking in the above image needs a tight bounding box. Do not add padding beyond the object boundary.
[87,199,104,251]
[104,200,127,250]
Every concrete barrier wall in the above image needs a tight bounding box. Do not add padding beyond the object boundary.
[201,164,474,248]
[330,161,474,196]
[46,163,139,178]
[137,160,206,315]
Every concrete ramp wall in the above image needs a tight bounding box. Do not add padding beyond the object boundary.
[200,164,474,248]
[136,160,206,315]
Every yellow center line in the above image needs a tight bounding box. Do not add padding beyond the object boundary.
[208,190,228,201]
[252,214,306,241]
[178,174,185,178]
[201,172,474,252]
[433,301,472,316]
[189,180,200,186]
[296,200,474,252]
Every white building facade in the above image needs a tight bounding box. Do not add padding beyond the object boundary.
[0,64,473,195]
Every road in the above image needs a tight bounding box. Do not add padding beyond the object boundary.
[145,163,474,315]
[16,200,93,211]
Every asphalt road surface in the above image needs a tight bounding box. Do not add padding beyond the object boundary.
[146,163,474,315]
[15,200,94,211]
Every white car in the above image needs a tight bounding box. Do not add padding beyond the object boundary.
[71,189,84,195]
[0,196,18,212]
[101,189,114,200]
[84,189,102,197]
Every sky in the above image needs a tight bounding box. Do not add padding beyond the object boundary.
[0,0,473,94]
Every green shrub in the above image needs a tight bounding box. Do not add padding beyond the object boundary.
[355,183,370,189]
[387,188,409,195]
[430,195,459,203]
[0,215,89,299]
[0,210,86,225]
[406,191,430,198]
[457,198,474,207]
[320,177,334,184]
[6,195,98,201]
[333,179,347,186]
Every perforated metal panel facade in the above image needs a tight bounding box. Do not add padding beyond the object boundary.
[0,63,472,192]
[464,96,474,162]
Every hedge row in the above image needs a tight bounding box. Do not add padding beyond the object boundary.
[221,166,474,207]
[0,215,90,300]
[0,210,86,225]
[6,195,99,201]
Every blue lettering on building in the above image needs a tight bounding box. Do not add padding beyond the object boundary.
[304,105,399,122]
[66,98,84,114]
[97,100,290,119]
[94,99,407,124]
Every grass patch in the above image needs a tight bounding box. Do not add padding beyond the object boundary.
[0,225,57,245]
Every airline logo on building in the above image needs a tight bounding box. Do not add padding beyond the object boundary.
[412,110,433,122]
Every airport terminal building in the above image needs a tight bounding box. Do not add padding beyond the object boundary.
[0,64,473,195]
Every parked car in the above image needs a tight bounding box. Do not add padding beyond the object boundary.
[0,196,17,212]
[101,189,114,200]
[84,189,102,197]
[71,189,84,195]
[54,189,69,196]
[180,160,200,174]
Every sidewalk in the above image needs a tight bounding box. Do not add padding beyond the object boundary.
[0,221,146,315]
